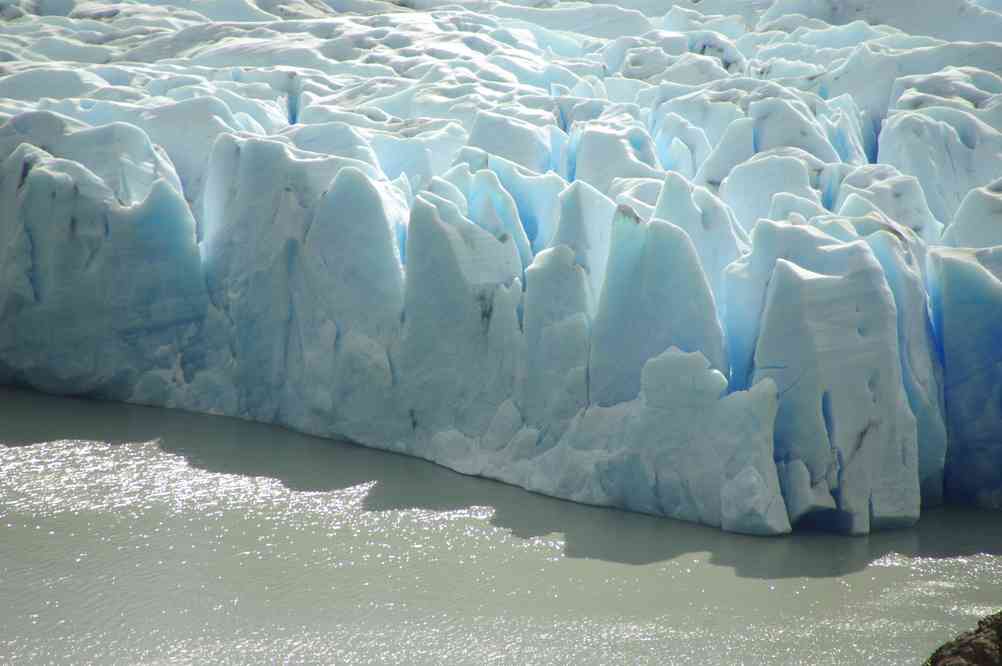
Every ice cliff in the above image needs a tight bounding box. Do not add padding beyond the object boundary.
[1,0,1001,534]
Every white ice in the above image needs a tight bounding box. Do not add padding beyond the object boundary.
[1,0,1001,535]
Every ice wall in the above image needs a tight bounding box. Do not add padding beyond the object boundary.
[1,0,1002,534]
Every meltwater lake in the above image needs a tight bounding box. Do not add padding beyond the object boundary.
[2,387,1000,664]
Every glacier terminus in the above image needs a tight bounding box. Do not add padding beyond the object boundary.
[1,0,1001,536]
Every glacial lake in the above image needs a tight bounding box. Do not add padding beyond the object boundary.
[1,387,1000,664]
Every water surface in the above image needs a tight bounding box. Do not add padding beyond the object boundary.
[2,387,1000,664]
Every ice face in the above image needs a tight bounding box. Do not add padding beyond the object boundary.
[942,178,1002,249]
[589,205,725,407]
[928,247,1002,509]
[1,0,1001,535]
[725,220,922,531]
[0,143,207,398]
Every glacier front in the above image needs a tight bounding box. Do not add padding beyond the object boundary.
[1,0,1001,535]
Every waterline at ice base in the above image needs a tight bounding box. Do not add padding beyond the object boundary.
[2,0,1002,536]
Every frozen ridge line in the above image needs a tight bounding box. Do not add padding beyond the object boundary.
[1,0,1001,534]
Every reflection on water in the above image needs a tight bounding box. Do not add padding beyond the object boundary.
[1,387,1001,664]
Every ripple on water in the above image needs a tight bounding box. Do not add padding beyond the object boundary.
[1,388,1001,665]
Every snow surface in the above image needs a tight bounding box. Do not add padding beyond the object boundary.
[1,0,1001,534]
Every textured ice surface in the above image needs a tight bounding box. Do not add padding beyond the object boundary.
[1,0,1001,534]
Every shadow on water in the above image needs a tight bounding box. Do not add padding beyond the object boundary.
[3,386,1001,578]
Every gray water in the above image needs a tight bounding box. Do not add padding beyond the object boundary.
[1,387,1000,665]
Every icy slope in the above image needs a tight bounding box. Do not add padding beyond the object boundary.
[1,0,1001,534]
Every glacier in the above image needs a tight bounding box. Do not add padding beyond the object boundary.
[0,0,1000,535]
